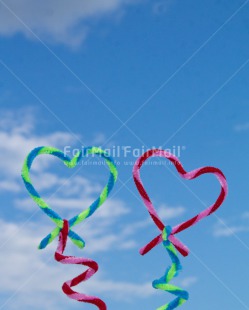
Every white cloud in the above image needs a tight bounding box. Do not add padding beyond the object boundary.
[0,107,35,135]
[16,195,128,215]
[213,223,249,237]
[0,109,76,180]
[157,204,185,221]
[179,276,198,288]
[123,204,186,236]
[213,216,249,237]
[25,172,102,196]
[0,220,63,310]
[90,279,153,301]
[0,179,21,192]
[234,122,249,132]
[0,0,140,47]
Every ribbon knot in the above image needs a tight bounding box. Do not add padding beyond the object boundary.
[62,219,69,237]
[139,225,190,257]
[55,219,70,258]
[162,226,172,244]
[39,219,86,250]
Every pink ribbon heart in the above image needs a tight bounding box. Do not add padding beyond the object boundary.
[133,149,228,256]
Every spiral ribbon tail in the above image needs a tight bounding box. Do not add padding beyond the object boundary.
[152,226,189,310]
[55,220,107,310]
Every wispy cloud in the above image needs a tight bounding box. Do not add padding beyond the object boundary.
[0,179,21,192]
[179,276,198,288]
[213,222,249,237]
[122,203,186,236]
[234,122,249,132]
[0,108,77,180]
[0,0,141,47]
[157,203,186,221]
[213,214,249,237]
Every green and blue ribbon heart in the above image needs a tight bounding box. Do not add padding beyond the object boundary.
[21,146,118,250]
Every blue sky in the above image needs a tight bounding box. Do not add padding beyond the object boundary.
[0,0,249,309]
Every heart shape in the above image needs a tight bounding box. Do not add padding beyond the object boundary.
[22,146,118,250]
[133,149,228,256]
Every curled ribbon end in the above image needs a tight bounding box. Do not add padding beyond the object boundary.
[139,248,146,256]
[72,238,85,249]
[139,234,163,256]
[38,236,51,250]
[38,244,45,250]
[168,234,190,257]
[176,247,189,258]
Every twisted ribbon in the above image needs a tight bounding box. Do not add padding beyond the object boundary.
[133,149,228,309]
[55,219,106,309]
[21,146,118,309]
[152,226,188,310]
